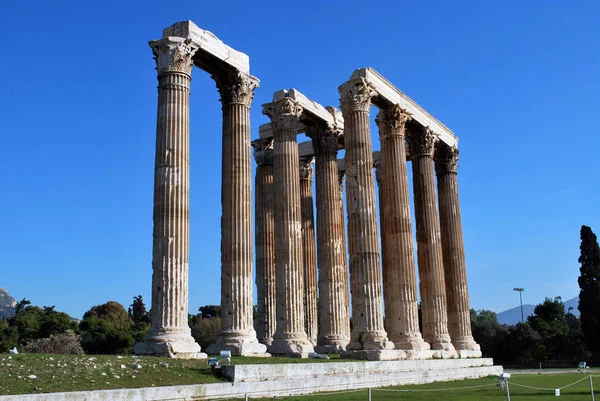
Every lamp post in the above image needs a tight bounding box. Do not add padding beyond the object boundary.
[513,288,525,323]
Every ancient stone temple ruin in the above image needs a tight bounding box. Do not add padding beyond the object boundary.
[136,20,482,360]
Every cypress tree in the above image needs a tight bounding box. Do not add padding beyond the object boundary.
[578,225,600,354]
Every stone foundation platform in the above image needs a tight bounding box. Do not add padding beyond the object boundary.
[0,358,502,401]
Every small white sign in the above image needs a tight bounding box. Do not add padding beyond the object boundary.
[555,389,560,396]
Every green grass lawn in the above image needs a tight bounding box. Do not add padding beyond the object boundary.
[0,354,223,395]
[253,374,600,401]
[0,353,360,395]
[3,354,599,400]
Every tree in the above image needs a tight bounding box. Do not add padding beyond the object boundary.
[0,319,18,352]
[578,225,600,354]
[505,322,543,363]
[565,310,585,359]
[128,295,150,344]
[128,295,150,324]
[79,301,134,354]
[191,317,221,351]
[199,305,221,319]
[470,309,509,360]
[527,298,568,359]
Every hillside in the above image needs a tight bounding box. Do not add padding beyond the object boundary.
[496,296,579,325]
[0,288,16,319]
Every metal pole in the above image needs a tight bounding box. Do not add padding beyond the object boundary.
[519,291,524,323]
[506,380,511,401]
[591,375,595,401]
[245,394,248,401]
[368,387,372,401]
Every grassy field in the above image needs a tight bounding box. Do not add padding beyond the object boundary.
[0,353,360,395]
[253,374,600,401]
[0,354,223,395]
[2,354,599,399]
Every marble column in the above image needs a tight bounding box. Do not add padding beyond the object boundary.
[407,126,455,353]
[207,71,268,356]
[263,98,314,356]
[435,144,481,355]
[308,128,350,353]
[299,157,318,347]
[338,171,352,341]
[338,79,394,357]
[376,105,430,353]
[252,139,276,346]
[135,37,203,359]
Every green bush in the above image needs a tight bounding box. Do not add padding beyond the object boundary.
[79,301,134,354]
[191,317,221,351]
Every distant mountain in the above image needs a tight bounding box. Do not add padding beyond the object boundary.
[496,296,579,325]
[0,288,17,319]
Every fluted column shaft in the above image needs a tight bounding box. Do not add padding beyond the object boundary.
[253,139,276,346]
[309,129,350,353]
[137,37,201,358]
[208,71,267,356]
[300,158,318,346]
[435,145,480,352]
[339,80,392,351]
[376,106,429,352]
[338,172,351,341]
[408,127,454,352]
[263,98,314,356]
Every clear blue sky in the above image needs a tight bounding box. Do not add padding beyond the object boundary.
[1,1,598,319]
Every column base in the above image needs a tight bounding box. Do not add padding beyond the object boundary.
[208,329,270,357]
[431,349,459,359]
[458,349,482,358]
[427,334,456,351]
[135,327,205,359]
[452,336,481,352]
[341,349,402,361]
[347,330,395,351]
[258,336,273,347]
[314,344,347,354]
[314,335,349,354]
[268,333,315,357]
[392,333,431,352]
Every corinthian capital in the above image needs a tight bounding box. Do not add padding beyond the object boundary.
[338,171,346,194]
[252,138,274,165]
[374,159,383,187]
[375,104,411,139]
[338,78,374,113]
[150,38,199,75]
[406,126,439,157]
[213,71,259,108]
[435,144,459,174]
[262,98,303,132]
[306,126,341,155]
[299,157,315,181]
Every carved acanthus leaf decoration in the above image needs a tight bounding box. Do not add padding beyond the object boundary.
[252,138,274,165]
[407,126,438,157]
[213,71,259,108]
[151,38,199,75]
[339,78,374,113]
[306,126,341,155]
[299,157,314,180]
[375,104,411,138]
[435,144,459,173]
[373,159,383,186]
[262,98,303,132]
[338,171,346,194]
